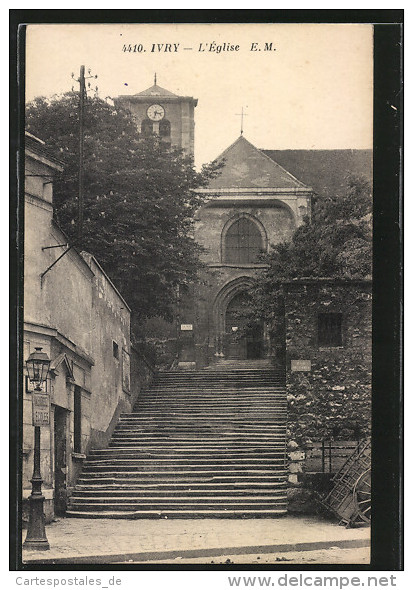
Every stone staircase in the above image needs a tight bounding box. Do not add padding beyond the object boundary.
[67,364,288,518]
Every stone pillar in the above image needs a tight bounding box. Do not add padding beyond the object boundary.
[287,440,305,486]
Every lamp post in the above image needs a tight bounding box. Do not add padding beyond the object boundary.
[23,347,51,551]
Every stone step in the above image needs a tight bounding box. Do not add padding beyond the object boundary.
[72,485,287,496]
[69,368,287,519]
[119,418,287,424]
[89,449,285,457]
[112,435,285,441]
[144,386,285,390]
[78,468,287,483]
[110,433,285,439]
[135,392,286,398]
[134,404,285,410]
[152,376,284,380]
[133,404,286,410]
[157,367,284,380]
[106,446,285,453]
[109,434,286,440]
[112,424,285,432]
[130,400,287,404]
[153,385,284,388]
[149,386,285,391]
[66,509,287,519]
[131,405,286,412]
[67,500,288,511]
[83,457,286,467]
[109,436,286,444]
[70,493,287,502]
[112,430,286,437]
[82,463,286,474]
[124,413,286,420]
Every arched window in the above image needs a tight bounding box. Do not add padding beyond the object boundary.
[224,217,264,264]
[159,120,171,138]
[141,119,153,136]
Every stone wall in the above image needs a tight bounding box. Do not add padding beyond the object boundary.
[282,279,372,512]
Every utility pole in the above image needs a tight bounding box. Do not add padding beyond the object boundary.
[72,66,98,250]
[78,65,85,249]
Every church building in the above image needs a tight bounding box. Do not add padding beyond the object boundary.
[117,80,372,371]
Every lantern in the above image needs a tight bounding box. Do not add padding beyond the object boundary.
[26,347,50,388]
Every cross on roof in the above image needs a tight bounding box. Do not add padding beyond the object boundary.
[235,107,248,135]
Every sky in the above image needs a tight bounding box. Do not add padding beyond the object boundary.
[25,23,373,167]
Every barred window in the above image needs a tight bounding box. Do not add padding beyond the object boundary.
[318,313,343,347]
[225,218,263,264]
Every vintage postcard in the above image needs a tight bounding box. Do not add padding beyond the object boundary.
[12,18,402,576]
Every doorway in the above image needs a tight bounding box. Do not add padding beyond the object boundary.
[224,291,264,359]
[54,406,67,515]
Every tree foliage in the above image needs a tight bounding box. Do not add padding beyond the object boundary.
[248,176,372,326]
[26,93,221,329]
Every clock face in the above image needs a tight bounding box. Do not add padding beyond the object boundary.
[147,104,165,121]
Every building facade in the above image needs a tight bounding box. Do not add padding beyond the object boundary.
[23,134,136,520]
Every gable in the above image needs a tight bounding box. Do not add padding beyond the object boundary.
[49,352,74,381]
[208,136,309,191]
[135,84,177,97]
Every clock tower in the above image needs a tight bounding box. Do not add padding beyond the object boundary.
[116,78,197,156]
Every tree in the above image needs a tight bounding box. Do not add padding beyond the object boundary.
[248,175,372,327]
[26,93,221,331]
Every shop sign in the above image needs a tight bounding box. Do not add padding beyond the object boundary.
[32,393,50,426]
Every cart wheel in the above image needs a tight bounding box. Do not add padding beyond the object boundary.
[352,468,371,523]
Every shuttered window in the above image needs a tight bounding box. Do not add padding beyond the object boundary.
[159,120,171,137]
[141,119,153,136]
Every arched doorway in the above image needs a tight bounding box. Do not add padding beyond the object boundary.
[224,291,264,360]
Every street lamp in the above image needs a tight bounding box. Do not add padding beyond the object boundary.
[23,347,51,551]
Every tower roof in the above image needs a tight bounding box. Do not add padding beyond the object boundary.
[208,135,310,190]
[134,83,178,97]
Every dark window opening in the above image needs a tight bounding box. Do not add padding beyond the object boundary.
[141,119,153,136]
[318,313,343,347]
[159,119,171,137]
[224,218,263,264]
[73,386,82,454]
[113,340,119,359]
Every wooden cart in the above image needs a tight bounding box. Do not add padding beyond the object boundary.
[321,438,371,526]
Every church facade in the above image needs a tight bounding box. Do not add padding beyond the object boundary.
[192,135,312,366]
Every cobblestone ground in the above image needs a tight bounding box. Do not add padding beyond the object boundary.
[125,546,370,565]
[22,516,370,565]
